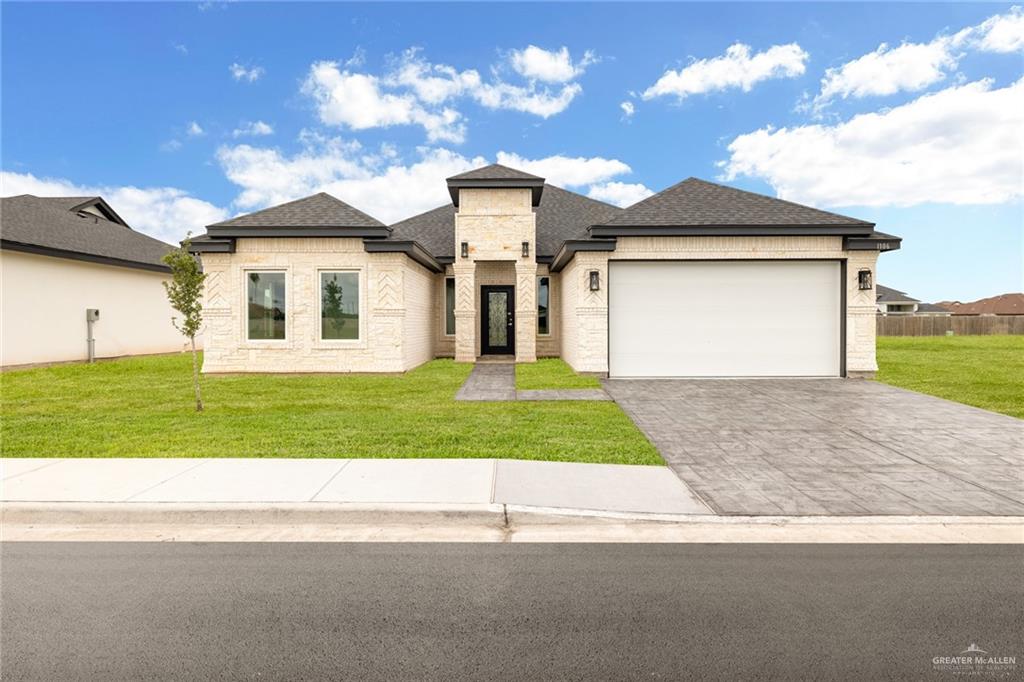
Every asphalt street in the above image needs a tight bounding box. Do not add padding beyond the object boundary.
[2,543,1021,680]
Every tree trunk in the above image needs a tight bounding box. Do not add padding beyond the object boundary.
[190,336,204,412]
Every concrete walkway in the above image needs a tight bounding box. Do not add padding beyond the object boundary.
[455,362,610,402]
[0,458,708,515]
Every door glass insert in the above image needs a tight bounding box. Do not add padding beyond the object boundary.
[488,291,508,347]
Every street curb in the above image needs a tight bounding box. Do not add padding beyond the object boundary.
[0,502,507,527]
[4,501,1023,528]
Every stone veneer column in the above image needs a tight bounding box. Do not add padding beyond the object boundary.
[453,261,476,362]
[515,261,537,362]
[846,250,881,376]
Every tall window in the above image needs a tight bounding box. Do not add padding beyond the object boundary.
[537,276,550,335]
[247,272,286,340]
[444,277,456,335]
[320,271,360,340]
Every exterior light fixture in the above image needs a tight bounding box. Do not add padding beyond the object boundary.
[522,241,530,258]
[589,270,600,291]
[858,269,873,290]
[461,241,469,259]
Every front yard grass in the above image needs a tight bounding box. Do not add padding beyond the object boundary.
[876,335,1024,419]
[515,358,601,390]
[0,355,661,464]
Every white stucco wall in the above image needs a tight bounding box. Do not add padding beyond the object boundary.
[0,250,187,367]
[198,237,435,373]
[559,235,881,376]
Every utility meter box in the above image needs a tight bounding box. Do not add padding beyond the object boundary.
[86,308,100,322]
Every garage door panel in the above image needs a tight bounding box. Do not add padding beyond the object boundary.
[609,261,841,377]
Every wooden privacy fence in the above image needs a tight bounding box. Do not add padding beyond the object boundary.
[877,315,1024,336]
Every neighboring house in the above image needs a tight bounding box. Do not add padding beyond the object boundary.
[940,293,1024,315]
[876,285,920,314]
[189,165,900,378]
[1,195,185,367]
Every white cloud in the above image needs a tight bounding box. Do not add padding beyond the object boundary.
[302,61,466,143]
[620,101,635,118]
[587,182,654,208]
[231,120,274,137]
[812,8,1024,110]
[215,137,644,222]
[720,78,1024,207]
[186,121,205,137]
[642,42,808,101]
[160,139,183,153]
[301,47,595,143]
[971,6,1024,52]
[494,152,631,188]
[229,62,265,82]
[509,46,596,83]
[173,43,188,55]
[0,171,228,243]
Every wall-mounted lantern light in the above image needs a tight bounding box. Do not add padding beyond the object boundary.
[461,241,469,259]
[589,270,600,291]
[858,269,873,290]
[522,241,530,258]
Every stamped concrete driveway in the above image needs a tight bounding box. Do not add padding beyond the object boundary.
[605,379,1024,516]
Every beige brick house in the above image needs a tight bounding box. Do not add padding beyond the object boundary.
[189,164,900,377]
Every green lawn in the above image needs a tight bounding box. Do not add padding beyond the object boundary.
[515,358,601,390]
[0,355,661,464]
[876,335,1024,419]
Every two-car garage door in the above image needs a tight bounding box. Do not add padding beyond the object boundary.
[608,261,842,377]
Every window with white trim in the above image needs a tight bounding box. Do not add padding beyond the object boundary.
[247,271,286,340]
[320,271,360,340]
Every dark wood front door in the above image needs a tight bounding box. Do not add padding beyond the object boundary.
[480,286,515,355]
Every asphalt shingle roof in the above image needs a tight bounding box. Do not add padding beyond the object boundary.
[876,285,920,303]
[0,194,173,270]
[447,164,544,182]
[389,184,622,259]
[208,192,385,228]
[600,178,873,228]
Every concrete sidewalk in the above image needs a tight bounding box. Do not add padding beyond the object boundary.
[0,458,709,515]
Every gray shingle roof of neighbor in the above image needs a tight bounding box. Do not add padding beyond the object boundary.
[916,302,951,313]
[208,192,386,228]
[597,177,874,229]
[0,194,173,271]
[389,184,622,259]
[876,284,921,303]
[446,164,544,182]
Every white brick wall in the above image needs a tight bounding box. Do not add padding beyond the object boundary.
[199,237,437,373]
[560,235,881,376]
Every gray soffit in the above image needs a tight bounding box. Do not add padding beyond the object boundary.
[187,235,236,253]
[362,239,443,273]
[0,194,173,271]
[446,165,545,206]
[549,239,617,273]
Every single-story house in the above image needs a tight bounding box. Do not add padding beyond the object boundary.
[939,293,1024,315]
[876,284,920,314]
[1,194,186,367]
[188,164,900,378]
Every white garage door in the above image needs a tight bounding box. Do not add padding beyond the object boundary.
[609,261,842,377]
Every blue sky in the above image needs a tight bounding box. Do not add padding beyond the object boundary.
[2,2,1021,302]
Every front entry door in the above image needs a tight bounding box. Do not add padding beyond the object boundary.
[481,286,515,355]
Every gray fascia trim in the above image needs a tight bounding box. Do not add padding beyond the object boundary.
[187,239,236,254]
[589,224,875,238]
[363,239,443,273]
[435,255,455,265]
[549,239,618,272]
[446,179,545,207]
[1,239,171,273]
[844,235,902,252]
[205,225,392,239]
